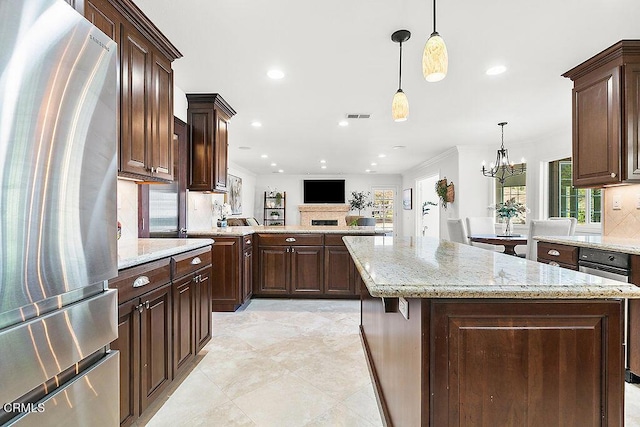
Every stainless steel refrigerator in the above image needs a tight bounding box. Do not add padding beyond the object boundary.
[0,0,119,425]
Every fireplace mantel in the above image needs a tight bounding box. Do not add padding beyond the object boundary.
[299,204,350,226]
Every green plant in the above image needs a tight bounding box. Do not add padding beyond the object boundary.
[275,192,283,206]
[495,198,527,219]
[270,211,280,217]
[435,178,454,209]
[348,191,373,215]
[422,201,437,216]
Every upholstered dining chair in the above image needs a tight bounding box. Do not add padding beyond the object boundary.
[447,219,468,244]
[525,218,573,260]
[549,217,577,236]
[465,217,498,251]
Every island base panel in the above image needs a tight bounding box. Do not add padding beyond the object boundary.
[361,295,624,427]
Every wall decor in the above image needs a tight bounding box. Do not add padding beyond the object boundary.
[435,178,454,209]
[228,174,242,214]
[402,188,413,210]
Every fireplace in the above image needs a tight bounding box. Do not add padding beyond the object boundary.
[312,219,338,226]
[299,204,350,226]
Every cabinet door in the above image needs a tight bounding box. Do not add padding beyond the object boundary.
[111,301,140,427]
[258,246,289,294]
[195,266,213,352]
[214,111,228,191]
[150,51,174,181]
[243,247,253,302]
[187,107,214,190]
[121,25,151,177]
[211,238,240,307]
[626,64,640,181]
[172,275,194,377]
[140,283,172,413]
[324,246,355,295]
[572,65,621,187]
[291,246,324,295]
[85,0,119,42]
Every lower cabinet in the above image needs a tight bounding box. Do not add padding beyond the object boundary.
[110,245,212,427]
[208,235,252,311]
[324,235,358,296]
[536,241,579,270]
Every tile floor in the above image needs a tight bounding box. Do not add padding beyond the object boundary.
[139,298,640,427]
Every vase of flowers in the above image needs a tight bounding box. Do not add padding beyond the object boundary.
[213,201,232,227]
[495,198,527,236]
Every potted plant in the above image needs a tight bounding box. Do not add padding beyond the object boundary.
[347,191,374,226]
[494,198,528,236]
[213,201,232,227]
[435,178,454,209]
[270,211,280,220]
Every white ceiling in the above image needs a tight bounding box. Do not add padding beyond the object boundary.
[135,0,640,176]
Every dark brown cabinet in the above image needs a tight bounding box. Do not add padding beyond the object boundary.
[109,259,172,427]
[536,241,579,270]
[563,40,640,187]
[187,94,236,192]
[171,247,212,378]
[83,0,181,182]
[324,234,357,295]
[208,236,251,311]
[257,234,324,296]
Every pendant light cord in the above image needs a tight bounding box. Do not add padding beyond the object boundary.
[398,41,403,89]
[433,0,437,33]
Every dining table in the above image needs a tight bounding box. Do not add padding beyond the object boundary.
[468,234,528,256]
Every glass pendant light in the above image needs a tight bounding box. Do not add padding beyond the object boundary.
[422,0,448,82]
[391,29,411,122]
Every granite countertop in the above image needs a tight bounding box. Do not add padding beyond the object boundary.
[117,238,214,269]
[343,235,640,299]
[188,225,383,237]
[535,235,640,255]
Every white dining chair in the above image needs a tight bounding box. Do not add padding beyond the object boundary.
[447,219,468,244]
[549,217,577,236]
[465,217,499,251]
[526,219,573,260]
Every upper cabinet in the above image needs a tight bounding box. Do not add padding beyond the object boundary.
[187,94,236,192]
[563,40,640,187]
[83,0,182,182]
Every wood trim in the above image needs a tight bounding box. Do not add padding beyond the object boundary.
[185,93,237,118]
[563,40,640,81]
[175,117,188,237]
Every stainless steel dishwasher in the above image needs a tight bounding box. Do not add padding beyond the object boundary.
[578,247,637,382]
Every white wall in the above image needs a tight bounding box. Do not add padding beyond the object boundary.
[174,85,187,122]
[252,173,402,230]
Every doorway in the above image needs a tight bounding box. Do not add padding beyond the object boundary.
[416,174,440,238]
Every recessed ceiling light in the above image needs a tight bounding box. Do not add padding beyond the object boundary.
[365,169,371,173]
[270,162,277,166]
[260,154,268,158]
[486,65,507,76]
[267,69,285,79]
[278,169,284,173]
[321,165,327,169]
[251,121,262,127]
[393,145,406,149]
[238,146,252,150]
[320,159,326,163]
[338,120,349,127]
[378,154,386,158]
[371,162,377,166]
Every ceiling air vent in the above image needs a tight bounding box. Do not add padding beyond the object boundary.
[346,114,371,119]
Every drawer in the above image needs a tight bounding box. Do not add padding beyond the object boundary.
[537,258,579,270]
[537,242,578,266]
[172,246,212,279]
[258,234,324,246]
[109,258,171,303]
[243,235,254,249]
[324,234,347,246]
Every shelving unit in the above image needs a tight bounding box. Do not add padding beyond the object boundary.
[263,191,286,226]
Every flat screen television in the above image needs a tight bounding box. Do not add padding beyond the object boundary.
[303,179,345,203]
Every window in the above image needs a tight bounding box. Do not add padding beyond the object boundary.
[549,159,601,224]
[495,163,527,223]
[372,188,395,232]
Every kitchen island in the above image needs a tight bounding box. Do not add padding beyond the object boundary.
[343,235,640,426]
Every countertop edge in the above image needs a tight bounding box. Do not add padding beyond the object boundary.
[117,238,214,270]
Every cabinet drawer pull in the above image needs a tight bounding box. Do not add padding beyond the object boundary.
[548,261,560,267]
[547,250,560,257]
[145,300,150,310]
[191,257,202,265]
[199,275,209,282]
[285,237,296,242]
[245,239,251,245]
[133,276,150,288]
[611,172,617,178]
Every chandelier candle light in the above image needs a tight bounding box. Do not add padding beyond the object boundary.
[391,29,411,122]
[481,122,525,185]
[422,0,448,82]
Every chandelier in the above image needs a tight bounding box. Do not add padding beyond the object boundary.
[481,122,525,185]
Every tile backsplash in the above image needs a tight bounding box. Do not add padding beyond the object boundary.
[117,179,138,241]
[602,185,640,238]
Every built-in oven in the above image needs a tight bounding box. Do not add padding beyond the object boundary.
[578,247,636,382]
